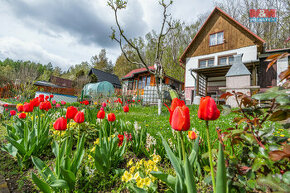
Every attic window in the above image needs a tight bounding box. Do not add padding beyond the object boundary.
[209,32,224,46]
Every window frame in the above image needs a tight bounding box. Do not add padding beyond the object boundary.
[209,31,224,46]
[218,53,236,66]
[198,57,215,68]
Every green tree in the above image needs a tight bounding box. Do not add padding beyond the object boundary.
[91,49,114,73]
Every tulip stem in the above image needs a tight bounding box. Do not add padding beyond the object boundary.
[179,132,186,161]
[206,121,216,193]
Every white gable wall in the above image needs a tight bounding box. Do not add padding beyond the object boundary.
[184,45,258,103]
[277,57,288,86]
[185,45,258,87]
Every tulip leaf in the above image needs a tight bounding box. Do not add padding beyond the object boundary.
[6,137,25,156]
[150,171,176,190]
[129,184,147,193]
[158,133,183,177]
[60,167,76,190]
[216,142,227,193]
[71,134,85,175]
[31,156,56,183]
[31,173,52,193]
[189,136,199,166]
[50,179,69,189]
[184,155,197,193]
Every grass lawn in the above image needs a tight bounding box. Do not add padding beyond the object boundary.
[0,103,285,192]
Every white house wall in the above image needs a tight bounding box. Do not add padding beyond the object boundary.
[277,57,288,86]
[184,45,257,102]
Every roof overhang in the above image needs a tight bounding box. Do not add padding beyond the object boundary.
[190,60,259,78]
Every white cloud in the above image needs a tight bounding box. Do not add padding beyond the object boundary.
[0,0,214,70]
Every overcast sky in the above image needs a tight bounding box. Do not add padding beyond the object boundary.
[0,0,215,70]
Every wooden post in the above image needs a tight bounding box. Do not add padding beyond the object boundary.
[252,63,257,86]
[205,77,208,96]
[196,73,200,96]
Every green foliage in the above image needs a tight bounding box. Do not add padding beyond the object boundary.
[31,134,85,192]
[2,113,52,169]
[151,133,198,193]
[90,125,127,174]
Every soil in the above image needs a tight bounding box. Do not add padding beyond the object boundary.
[0,150,37,193]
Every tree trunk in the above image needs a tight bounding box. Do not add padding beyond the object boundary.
[155,72,163,115]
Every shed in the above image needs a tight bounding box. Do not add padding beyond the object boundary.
[88,68,121,88]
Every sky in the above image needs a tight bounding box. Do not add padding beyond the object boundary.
[0,0,215,70]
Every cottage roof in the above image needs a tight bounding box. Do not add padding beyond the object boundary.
[122,66,155,79]
[179,7,265,64]
[89,68,121,88]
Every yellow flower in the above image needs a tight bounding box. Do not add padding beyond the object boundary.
[90,146,96,152]
[133,172,140,179]
[152,154,161,163]
[122,171,133,182]
[16,103,23,108]
[280,134,285,137]
[94,138,99,145]
[144,177,151,186]
[94,102,98,105]
[136,177,145,188]
[129,166,136,174]
[127,159,133,167]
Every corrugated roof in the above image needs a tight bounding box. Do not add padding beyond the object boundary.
[34,81,64,88]
[89,68,121,88]
[122,66,155,79]
[226,54,251,77]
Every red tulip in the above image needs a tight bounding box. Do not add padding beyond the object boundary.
[97,110,105,119]
[53,117,67,130]
[61,101,66,105]
[10,110,16,116]
[74,111,85,123]
[31,97,40,107]
[188,131,197,140]
[66,106,78,119]
[52,100,56,105]
[17,105,24,112]
[39,94,44,102]
[165,98,185,124]
[171,105,190,131]
[118,134,124,146]
[82,100,89,105]
[18,113,26,119]
[102,102,107,107]
[23,102,34,112]
[123,105,129,113]
[45,96,49,100]
[198,96,220,121]
[50,94,54,98]
[107,113,116,122]
[4,104,8,107]
[39,101,52,111]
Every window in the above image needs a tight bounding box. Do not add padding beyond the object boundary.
[199,58,215,68]
[209,32,224,46]
[218,55,235,65]
[142,77,146,88]
[146,76,151,86]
